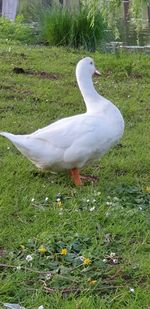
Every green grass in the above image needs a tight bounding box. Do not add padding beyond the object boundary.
[0,16,37,44]
[0,41,150,309]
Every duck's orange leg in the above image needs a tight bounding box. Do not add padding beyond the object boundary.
[69,168,82,186]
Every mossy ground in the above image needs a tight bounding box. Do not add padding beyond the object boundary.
[0,41,150,309]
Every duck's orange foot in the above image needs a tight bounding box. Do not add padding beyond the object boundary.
[69,169,99,186]
[69,168,82,186]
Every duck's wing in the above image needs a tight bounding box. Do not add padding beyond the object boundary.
[31,113,97,149]
[29,113,111,168]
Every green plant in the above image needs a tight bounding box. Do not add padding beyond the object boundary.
[0,15,35,43]
[18,0,50,22]
[82,0,150,41]
[40,6,107,51]
[40,7,72,47]
[71,7,107,50]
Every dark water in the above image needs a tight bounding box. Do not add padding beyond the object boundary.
[103,19,150,53]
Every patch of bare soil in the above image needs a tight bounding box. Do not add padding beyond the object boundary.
[13,67,60,80]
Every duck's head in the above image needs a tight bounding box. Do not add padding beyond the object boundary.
[76,57,100,78]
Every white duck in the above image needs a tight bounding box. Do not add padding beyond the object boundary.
[0,57,124,185]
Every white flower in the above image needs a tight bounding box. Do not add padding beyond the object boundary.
[103,258,107,263]
[45,197,49,202]
[92,199,96,203]
[86,199,90,203]
[45,273,51,280]
[129,287,135,293]
[79,256,84,261]
[38,306,44,309]
[31,198,35,202]
[106,201,112,206]
[26,255,33,262]
[89,206,95,212]
[110,252,116,258]
[56,198,61,202]
[16,265,21,270]
[112,258,118,264]
[7,146,10,150]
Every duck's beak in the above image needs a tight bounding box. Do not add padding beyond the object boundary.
[94,69,101,76]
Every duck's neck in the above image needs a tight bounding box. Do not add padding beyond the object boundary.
[76,73,103,113]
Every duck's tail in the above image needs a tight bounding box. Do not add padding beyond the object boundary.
[0,131,29,151]
[0,131,21,144]
[0,130,36,163]
[0,131,13,138]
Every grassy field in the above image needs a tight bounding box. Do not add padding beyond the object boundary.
[0,41,150,309]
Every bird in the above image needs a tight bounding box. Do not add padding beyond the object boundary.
[0,57,124,186]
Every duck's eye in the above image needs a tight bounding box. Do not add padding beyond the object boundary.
[90,61,93,65]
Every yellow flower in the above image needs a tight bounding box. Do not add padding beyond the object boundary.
[57,201,62,207]
[83,257,92,266]
[20,245,25,250]
[88,279,97,285]
[60,248,68,256]
[145,187,150,192]
[38,245,47,254]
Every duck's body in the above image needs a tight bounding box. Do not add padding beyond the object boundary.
[1,103,123,171]
[0,57,124,185]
